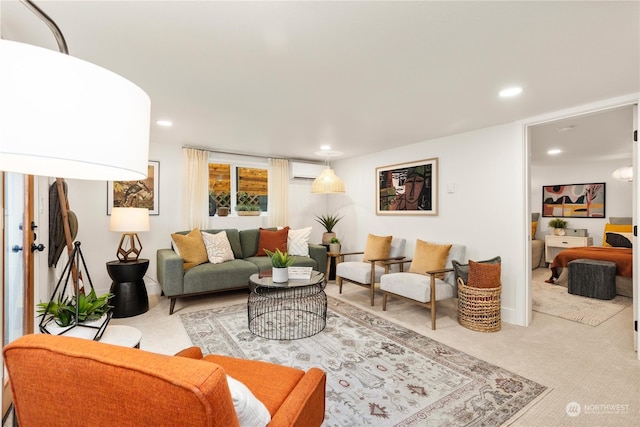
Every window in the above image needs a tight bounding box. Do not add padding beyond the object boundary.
[208,161,268,216]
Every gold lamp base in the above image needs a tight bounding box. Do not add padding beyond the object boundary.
[117,232,142,262]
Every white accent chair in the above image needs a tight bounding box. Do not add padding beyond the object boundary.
[336,238,406,306]
[380,244,466,330]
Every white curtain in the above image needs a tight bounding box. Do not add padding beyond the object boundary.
[268,158,289,227]
[182,148,209,230]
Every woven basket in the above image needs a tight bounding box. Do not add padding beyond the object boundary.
[457,278,501,332]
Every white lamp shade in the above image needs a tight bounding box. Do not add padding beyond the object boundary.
[311,168,346,193]
[109,207,150,232]
[612,166,633,182]
[0,39,150,180]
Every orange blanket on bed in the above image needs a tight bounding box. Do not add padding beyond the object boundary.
[550,247,633,277]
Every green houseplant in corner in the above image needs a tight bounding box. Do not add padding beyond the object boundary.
[37,288,113,332]
[264,248,294,283]
[548,218,568,235]
[329,237,341,254]
[315,213,343,245]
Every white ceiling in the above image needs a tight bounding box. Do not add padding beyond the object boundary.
[2,1,638,162]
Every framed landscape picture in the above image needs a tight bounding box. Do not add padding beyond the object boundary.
[542,182,605,218]
[107,161,159,215]
[376,158,438,216]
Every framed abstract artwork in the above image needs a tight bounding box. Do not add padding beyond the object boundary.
[376,158,438,215]
[542,182,605,218]
[107,161,159,215]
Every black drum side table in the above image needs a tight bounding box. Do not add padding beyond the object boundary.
[106,259,149,318]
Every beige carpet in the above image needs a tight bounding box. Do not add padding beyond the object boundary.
[532,268,632,326]
[105,277,639,427]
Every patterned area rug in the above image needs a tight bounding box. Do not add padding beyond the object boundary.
[532,269,632,326]
[180,298,547,426]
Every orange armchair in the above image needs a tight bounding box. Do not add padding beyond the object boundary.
[3,334,326,427]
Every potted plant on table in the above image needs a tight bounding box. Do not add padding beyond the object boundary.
[315,213,343,245]
[264,248,295,283]
[236,191,261,216]
[329,237,341,254]
[37,288,113,335]
[548,218,568,235]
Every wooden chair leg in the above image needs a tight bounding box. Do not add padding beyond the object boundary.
[337,276,343,293]
[430,274,437,330]
[369,262,376,306]
[169,298,177,315]
[382,292,388,310]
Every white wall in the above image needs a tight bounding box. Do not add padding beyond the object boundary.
[329,122,527,325]
[532,160,633,245]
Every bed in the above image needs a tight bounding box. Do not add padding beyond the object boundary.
[546,219,633,297]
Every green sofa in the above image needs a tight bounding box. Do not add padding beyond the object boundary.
[157,228,327,314]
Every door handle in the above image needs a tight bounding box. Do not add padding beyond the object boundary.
[11,245,23,252]
[31,243,45,253]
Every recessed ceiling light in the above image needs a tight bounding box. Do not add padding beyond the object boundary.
[320,145,331,151]
[499,86,523,98]
[547,149,562,155]
[156,120,173,127]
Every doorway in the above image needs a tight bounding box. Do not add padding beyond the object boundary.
[525,101,638,356]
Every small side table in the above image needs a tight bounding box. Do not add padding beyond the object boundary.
[326,252,339,281]
[106,259,149,318]
[100,325,142,348]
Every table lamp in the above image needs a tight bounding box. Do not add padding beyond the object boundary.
[109,207,150,262]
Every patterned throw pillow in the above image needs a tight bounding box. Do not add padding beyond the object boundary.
[408,239,452,277]
[467,260,501,288]
[256,227,289,256]
[201,231,235,264]
[170,229,208,270]
[602,224,632,247]
[363,234,392,262]
[605,232,633,248]
[287,227,312,257]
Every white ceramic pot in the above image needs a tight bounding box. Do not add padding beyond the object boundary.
[272,267,289,283]
[329,243,340,254]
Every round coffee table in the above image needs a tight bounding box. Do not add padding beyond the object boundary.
[248,271,327,340]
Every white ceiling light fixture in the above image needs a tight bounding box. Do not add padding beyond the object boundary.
[311,147,345,194]
[612,165,633,182]
[0,0,150,180]
[156,120,173,127]
[547,149,562,155]
[498,86,523,98]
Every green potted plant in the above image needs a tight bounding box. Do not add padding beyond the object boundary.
[548,218,568,235]
[264,248,295,282]
[37,288,113,333]
[329,237,341,254]
[315,213,343,244]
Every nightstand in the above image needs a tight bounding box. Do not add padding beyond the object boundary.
[544,235,593,263]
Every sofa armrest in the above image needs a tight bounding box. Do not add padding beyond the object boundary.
[157,248,185,297]
[268,367,326,427]
[308,244,327,276]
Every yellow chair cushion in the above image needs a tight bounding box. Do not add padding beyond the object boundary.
[363,234,392,262]
[409,239,452,276]
[171,229,208,269]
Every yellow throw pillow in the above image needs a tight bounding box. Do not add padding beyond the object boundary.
[409,239,452,277]
[602,223,632,247]
[363,234,392,262]
[531,221,538,240]
[171,229,208,269]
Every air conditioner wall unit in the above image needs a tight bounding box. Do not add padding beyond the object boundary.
[290,162,325,180]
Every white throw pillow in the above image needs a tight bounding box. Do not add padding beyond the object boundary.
[226,375,271,427]
[201,231,235,264]
[287,227,312,257]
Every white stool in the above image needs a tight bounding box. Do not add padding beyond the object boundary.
[100,325,142,348]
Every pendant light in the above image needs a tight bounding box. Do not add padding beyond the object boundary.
[311,147,345,194]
